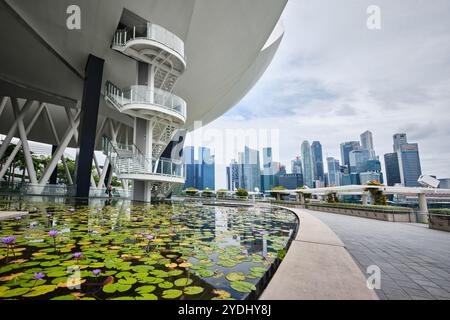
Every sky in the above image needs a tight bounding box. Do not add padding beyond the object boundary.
[186,0,450,189]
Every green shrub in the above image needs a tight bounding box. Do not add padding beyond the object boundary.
[185,188,199,196]
[271,186,287,198]
[202,188,215,197]
[235,188,248,197]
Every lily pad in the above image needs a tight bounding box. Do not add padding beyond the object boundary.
[135,285,156,294]
[23,285,57,297]
[230,281,256,293]
[0,287,30,298]
[162,289,182,299]
[174,278,193,287]
[184,286,204,295]
[226,272,246,282]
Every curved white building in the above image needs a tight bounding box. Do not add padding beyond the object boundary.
[0,0,287,201]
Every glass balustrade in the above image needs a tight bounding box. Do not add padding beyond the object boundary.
[112,22,185,59]
[102,136,185,179]
[105,81,187,119]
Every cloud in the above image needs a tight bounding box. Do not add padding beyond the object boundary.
[188,0,450,188]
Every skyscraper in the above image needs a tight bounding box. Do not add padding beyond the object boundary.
[183,146,215,190]
[392,133,422,187]
[301,141,314,188]
[311,141,324,182]
[327,157,341,187]
[227,159,240,191]
[183,146,196,189]
[360,130,376,160]
[393,133,408,151]
[242,146,261,192]
[384,153,401,186]
[340,141,361,169]
[291,157,303,175]
[349,149,370,174]
[398,143,422,187]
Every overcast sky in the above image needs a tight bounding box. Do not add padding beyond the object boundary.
[189,0,450,189]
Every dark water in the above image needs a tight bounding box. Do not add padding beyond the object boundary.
[0,198,298,300]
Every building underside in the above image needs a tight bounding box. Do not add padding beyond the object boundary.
[0,0,287,201]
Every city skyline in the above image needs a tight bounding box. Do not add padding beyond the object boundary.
[186,129,434,190]
[186,0,450,189]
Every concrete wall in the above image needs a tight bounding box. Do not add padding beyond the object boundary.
[306,205,417,223]
[428,214,450,232]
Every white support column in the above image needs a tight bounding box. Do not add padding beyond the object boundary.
[362,193,369,205]
[0,96,8,117]
[98,158,110,189]
[0,99,34,160]
[0,103,45,181]
[43,105,74,185]
[418,193,429,223]
[11,98,38,184]
[299,193,305,205]
[39,112,81,185]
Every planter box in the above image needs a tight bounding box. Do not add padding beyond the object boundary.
[428,214,450,232]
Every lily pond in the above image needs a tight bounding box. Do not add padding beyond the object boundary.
[0,199,298,300]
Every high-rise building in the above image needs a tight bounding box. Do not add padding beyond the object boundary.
[393,133,408,151]
[360,131,377,160]
[326,157,341,187]
[227,159,240,191]
[340,141,361,169]
[398,143,422,187]
[311,141,324,182]
[262,148,272,169]
[349,149,370,174]
[184,146,215,190]
[291,157,303,175]
[278,174,304,189]
[301,141,314,188]
[183,146,196,189]
[384,153,401,186]
[391,134,422,187]
[242,146,261,192]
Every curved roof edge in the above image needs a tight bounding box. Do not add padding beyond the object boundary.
[187,28,285,130]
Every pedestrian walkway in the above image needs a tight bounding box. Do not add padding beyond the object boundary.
[311,210,450,300]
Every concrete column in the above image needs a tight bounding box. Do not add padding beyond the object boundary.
[295,193,300,202]
[418,193,428,214]
[49,145,58,185]
[418,193,429,223]
[299,193,305,205]
[276,193,281,201]
[362,193,369,205]
[75,54,105,199]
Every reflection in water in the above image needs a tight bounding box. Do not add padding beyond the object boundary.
[0,198,298,300]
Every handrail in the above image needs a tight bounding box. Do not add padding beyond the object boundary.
[112,22,185,59]
[105,81,187,119]
[102,136,185,178]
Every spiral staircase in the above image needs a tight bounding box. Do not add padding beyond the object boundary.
[103,9,187,202]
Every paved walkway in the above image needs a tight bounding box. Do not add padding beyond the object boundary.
[261,208,378,300]
[310,210,450,300]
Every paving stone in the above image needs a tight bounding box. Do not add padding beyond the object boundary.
[309,210,450,301]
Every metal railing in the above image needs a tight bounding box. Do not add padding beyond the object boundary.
[102,136,185,179]
[112,22,185,59]
[105,81,186,119]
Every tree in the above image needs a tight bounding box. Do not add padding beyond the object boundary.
[326,192,339,203]
[365,180,387,206]
[271,186,286,198]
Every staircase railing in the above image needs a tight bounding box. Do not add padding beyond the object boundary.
[102,136,185,178]
[105,81,187,119]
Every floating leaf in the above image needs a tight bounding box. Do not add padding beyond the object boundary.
[162,289,182,299]
[230,281,256,293]
[158,281,173,289]
[196,269,214,278]
[174,278,193,287]
[23,285,57,297]
[226,272,246,282]
[136,294,157,300]
[136,285,156,294]
[0,287,30,298]
[184,286,204,295]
